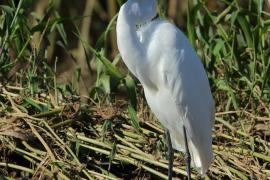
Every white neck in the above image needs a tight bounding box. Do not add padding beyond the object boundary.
[117,3,158,89]
[116,4,143,77]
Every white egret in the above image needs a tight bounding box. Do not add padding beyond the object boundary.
[116,0,215,179]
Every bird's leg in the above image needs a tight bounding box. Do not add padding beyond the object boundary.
[165,129,173,180]
[183,126,191,180]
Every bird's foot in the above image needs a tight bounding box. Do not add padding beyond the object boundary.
[184,152,191,179]
[166,129,173,180]
[183,126,191,180]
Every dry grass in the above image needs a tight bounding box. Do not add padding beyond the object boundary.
[0,84,269,179]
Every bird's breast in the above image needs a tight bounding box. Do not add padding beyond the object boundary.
[144,86,185,151]
[144,88,182,129]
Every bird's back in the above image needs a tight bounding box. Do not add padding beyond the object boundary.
[138,19,214,175]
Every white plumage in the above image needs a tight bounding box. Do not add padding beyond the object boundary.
[116,0,214,175]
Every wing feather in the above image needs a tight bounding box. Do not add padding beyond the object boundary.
[161,24,214,174]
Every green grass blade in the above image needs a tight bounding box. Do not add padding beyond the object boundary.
[237,14,254,48]
[128,105,141,133]
[125,75,137,108]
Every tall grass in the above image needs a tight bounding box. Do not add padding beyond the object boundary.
[0,0,270,179]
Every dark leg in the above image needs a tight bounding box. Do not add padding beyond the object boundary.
[166,129,174,180]
[183,126,191,180]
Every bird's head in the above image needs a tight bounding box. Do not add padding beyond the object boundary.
[126,0,157,24]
